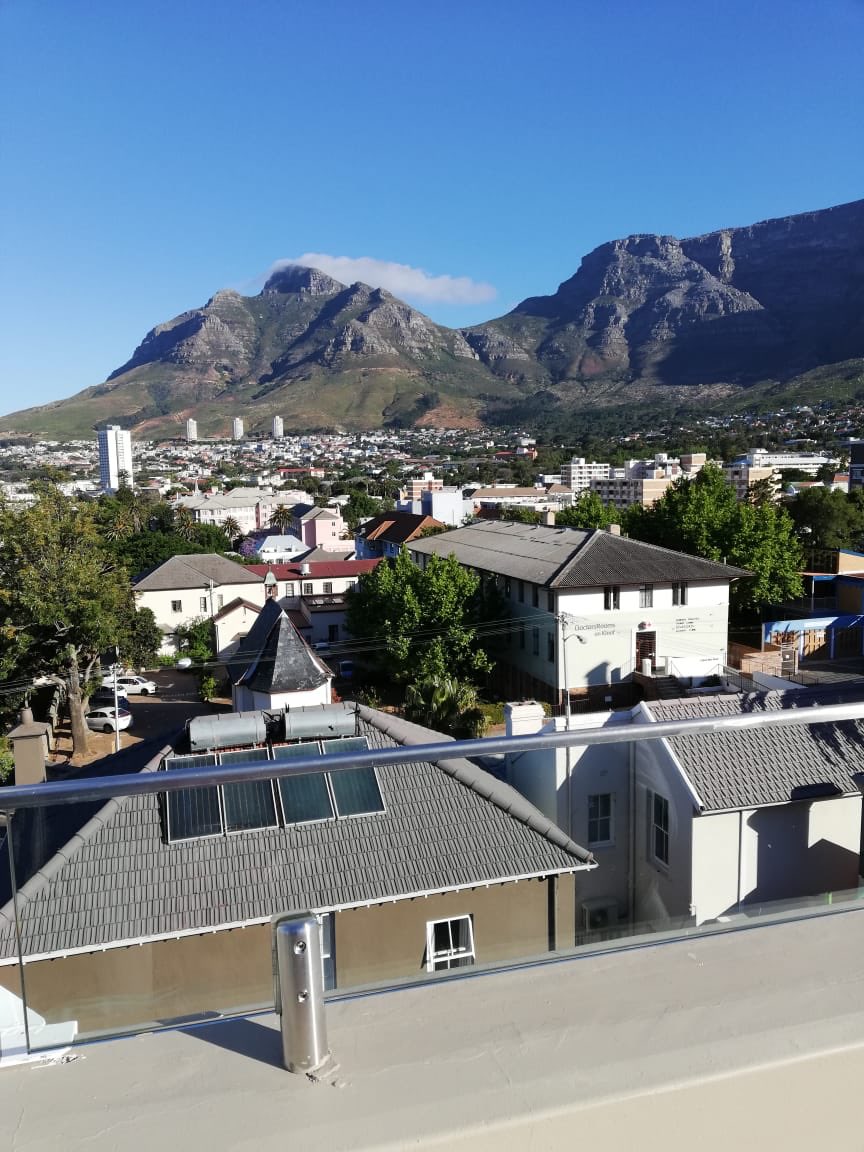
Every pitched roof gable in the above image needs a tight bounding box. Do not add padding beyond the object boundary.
[134,553,263,591]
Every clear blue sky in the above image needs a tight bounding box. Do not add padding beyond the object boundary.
[1,0,862,412]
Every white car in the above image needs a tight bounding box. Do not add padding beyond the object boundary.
[175,657,193,670]
[86,706,132,734]
[101,674,157,696]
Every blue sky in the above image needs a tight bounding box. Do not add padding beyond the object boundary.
[1,0,862,412]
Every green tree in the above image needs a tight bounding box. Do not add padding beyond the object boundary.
[343,490,384,531]
[788,487,864,551]
[192,523,231,551]
[500,505,541,524]
[173,506,196,541]
[404,676,487,738]
[625,465,803,616]
[269,504,293,533]
[555,491,618,530]
[346,549,493,687]
[222,515,241,545]
[0,486,136,755]
[175,616,216,667]
[122,607,162,669]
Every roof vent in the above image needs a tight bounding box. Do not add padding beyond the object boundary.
[300,562,311,575]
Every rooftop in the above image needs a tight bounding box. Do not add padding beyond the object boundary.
[4,905,864,1150]
[134,553,263,591]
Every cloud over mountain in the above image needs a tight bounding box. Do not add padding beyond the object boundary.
[269,254,497,305]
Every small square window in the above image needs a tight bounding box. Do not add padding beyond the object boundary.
[588,793,614,845]
[323,582,333,594]
[426,915,475,972]
[171,600,182,613]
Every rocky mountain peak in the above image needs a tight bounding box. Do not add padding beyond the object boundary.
[261,265,344,297]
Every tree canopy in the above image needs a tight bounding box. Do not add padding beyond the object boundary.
[787,487,864,551]
[624,465,803,616]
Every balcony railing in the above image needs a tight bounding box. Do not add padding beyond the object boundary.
[3,700,864,1059]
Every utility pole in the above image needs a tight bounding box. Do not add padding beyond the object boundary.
[112,645,121,754]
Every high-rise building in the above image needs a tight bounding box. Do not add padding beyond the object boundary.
[272,416,284,440]
[97,425,134,492]
[186,418,198,442]
[233,418,244,440]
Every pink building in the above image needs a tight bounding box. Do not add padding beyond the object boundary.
[291,504,346,552]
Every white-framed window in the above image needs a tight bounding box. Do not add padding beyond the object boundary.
[673,581,688,606]
[322,581,333,594]
[425,915,475,971]
[171,599,182,613]
[588,792,615,846]
[199,596,208,612]
[650,791,670,866]
[639,584,653,609]
[604,585,620,611]
[217,593,224,610]
[285,582,295,597]
[302,582,313,595]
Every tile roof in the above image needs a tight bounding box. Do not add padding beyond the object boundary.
[646,690,864,811]
[247,560,379,580]
[134,554,263,592]
[0,709,593,959]
[408,521,747,587]
[359,512,443,544]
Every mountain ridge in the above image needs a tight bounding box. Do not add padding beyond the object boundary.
[3,198,863,438]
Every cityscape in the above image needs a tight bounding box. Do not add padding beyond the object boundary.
[1,0,863,1147]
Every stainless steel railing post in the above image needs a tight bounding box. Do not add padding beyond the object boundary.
[272,912,329,1073]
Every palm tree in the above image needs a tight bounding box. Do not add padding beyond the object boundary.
[103,507,134,542]
[222,516,241,546]
[404,676,487,738]
[174,506,196,541]
[269,504,293,534]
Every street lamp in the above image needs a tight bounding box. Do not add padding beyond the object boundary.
[556,613,588,837]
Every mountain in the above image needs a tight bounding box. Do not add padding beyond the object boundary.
[3,200,863,438]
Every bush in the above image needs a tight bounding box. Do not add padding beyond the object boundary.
[199,674,218,702]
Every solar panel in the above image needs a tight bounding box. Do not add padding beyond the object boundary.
[330,766,385,817]
[165,754,223,841]
[272,743,332,824]
[321,737,368,756]
[219,748,278,832]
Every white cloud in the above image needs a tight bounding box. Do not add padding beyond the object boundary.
[269,254,497,305]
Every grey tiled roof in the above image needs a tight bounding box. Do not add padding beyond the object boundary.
[409,521,746,587]
[134,553,263,591]
[228,599,330,693]
[0,711,592,959]
[647,691,864,811]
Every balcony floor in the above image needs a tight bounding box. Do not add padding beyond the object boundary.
[4,908,864,1150]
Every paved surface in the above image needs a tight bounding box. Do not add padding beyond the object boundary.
[4,907,864,1149]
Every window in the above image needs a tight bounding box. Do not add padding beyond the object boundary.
[639,584,653,609]
[519,624,526,650]
[217,593,224,610]
[171,599,182,613]
[603,585,620,611]
[532,585,539,608]
[426,916,475,971]
[302,582,313,595]
[518,579,524,603]
[651,792,670,866]
[327,624,339,643]
[285,582,295,597]
[200,596,208,612]
[504,577,512,597]
[322,581,333,594]
[673,581,688,606]
[588,793,614,845]
[547,632,555,662]
[547,590,555,613]
[532,627,540,656]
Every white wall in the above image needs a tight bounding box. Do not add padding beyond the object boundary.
[137,582,266,653]
[232,681,331,712]
[691,796,862,923]
[213,602,260,657]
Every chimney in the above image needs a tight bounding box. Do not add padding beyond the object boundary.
[7,708,51,785]
[543,510,556,526]
[504,701,547,738]
[607,523,621,536]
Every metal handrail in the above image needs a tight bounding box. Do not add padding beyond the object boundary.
[4,698,864,810]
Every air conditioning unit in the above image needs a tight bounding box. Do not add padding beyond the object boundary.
[581,897,619,932]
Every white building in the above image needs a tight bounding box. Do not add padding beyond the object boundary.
[561,458,611,492]
[133,553,265,655]
[396,486,472,527]
[186,418,198,443]
[97,425,134,492]
[232,418,244,440]
[504,690,864,933]
[409,520,746,706]
[589,453,706,510]
[174,487,280,536]
[272,416,284,440]
[736,449,835,475]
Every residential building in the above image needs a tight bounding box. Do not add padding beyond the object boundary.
[290,504,346,552]
[723,463,780,501]
[0,704,594,1035]
[589,453,706,510]
[469,485,575,516]
[503,689,864,932]
[212,597,262,658]
[735,449,835,475]
[97,425,134,492]
[272,416,284,440]
[232,417,244,440]
[396,486,472,527]
[174,487,281,536]
[409,521,746,706]
[247,558,380,647]
[561,457,611,492]
[257,534,308,564]
[355,511,446,559]
[401,471,443,501]
[185,418,198,442]
[133,553,265,654]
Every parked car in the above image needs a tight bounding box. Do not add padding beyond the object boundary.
[101,674,157,696]
[85,706,132,734]
[338,660,354,680]
[175,657,193,670]
[89,687,131,710]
